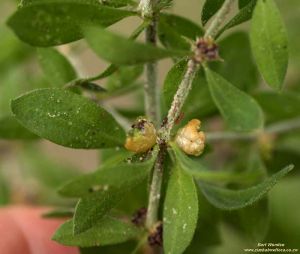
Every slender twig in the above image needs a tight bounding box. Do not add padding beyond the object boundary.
[145,145,165,228]
[145,0,237,231]
[139,0,164,232]
[102,103,132,131]
[204,0,235,38]
[144,19,161,127]
[206,117,300,142]
[160,59,199,141]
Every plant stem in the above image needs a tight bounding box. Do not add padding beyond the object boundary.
[102,103,132,131]
[204,0,235,38]
[145,145,165,229]
[144,19,161,127]
[139,0,163,231]
[160,59,199,141]
[206,117,300,142]
[145,0,237,231]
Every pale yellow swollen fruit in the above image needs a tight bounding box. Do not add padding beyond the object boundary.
[175,119,205,156]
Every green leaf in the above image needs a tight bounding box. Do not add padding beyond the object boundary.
[37,48,77,87]
[266,177,300,247]
[0,116,38,140]
[159,14,203,50]
[7,0,135,46]
[201,0,225,25]
[84,26,187,65]
[60,155,155,233]
[11,88,126,148]
[250,0,288,90]
[198,164,294,210]
[78,82,106,93]
[185,189,221,253]
[106,65,143,92]
[59,156,155,197]
[74,191,121,234]
[211,31,259,92]
[217,0,257,37]
[99,0,136,8]
[239,0,253,8]
[53,216,140,247]
[171,143,263,184]
[163,165,198,254]
[0,171,10,206]
[223,153,270,242]
[160,13,204,40]
[163,59,188,108]
[254,91,300,123]
[158,19,190,51]
[80,242,136,254]
[239,198,269,242]
[204,67,264,132]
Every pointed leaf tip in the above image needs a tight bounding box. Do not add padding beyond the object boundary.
[199,164,294,210]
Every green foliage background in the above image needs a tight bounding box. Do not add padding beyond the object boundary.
[0,0,299,253]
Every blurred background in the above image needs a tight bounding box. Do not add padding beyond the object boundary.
[0,0,299,253]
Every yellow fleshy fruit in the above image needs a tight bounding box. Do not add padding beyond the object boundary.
[175,119,205,156]
[125,117,157,153]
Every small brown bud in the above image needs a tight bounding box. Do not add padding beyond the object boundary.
[175,119,205,156]
[131,207,147,226]
[148,222,163,247]
[194,37,220,63]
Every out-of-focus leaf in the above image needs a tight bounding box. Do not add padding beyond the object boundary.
[0,116,38,140]
[0,171,10,206]
[158,19,190,50]
[265,177,300,247]
[37,48,77,87]
[0,69,27,118]
[239,0,252,9]
[171,143,263,184]
[53,216,140,247]
[198,164,294,210]
[250,0,288,90]
[79,241,137,254]
[158,14,203,50]
[185,189,221,253]
[163,165,198,254]
[7,0,135,46]
[43,208,74,218]
[106,65,143,92]
[22,147,79,188]
[217,0,257,37]
[78,82,106,93]
[254,91,300,123]
[99,0,136,8]
[11,88,126,149]
[84,26,188,65]
[160,13,204,40]
[201,0,225,25]
[163,59,188,108]
[212,31,258,91]
[0,26,32,72]
[223,153,270,242]
[204,67,264,132]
